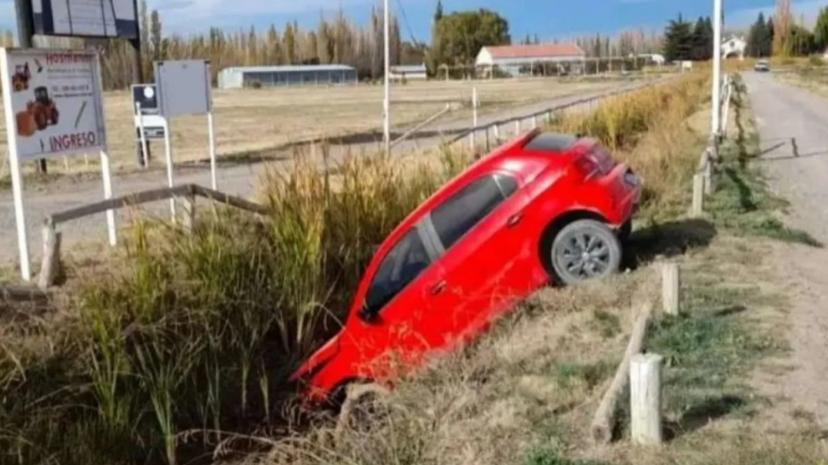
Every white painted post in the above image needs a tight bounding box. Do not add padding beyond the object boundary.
[163,117,177,220]
[99,150,117,246]
[494,123,501,142]
[532,114,538,129]
[1,49,31,281]
[8,149,30,281]
[661,263,680,316]
[470,86,478,150]
[711,0,723,137]
[207,111,217,189]
[630,353,664,446]
[692,173,705,218]
[383,0,391,157]
[514,119,521,136]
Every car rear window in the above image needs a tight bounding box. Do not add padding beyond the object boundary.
[524,133,579,152]
[430,174,517,250]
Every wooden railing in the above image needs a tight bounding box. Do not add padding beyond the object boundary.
[38,184,270,289]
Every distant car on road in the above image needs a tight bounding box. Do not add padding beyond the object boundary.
[291,131,642,405]
[755,60,771,72]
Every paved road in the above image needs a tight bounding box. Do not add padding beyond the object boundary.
[0,79,655,269]
[744,71,828,426]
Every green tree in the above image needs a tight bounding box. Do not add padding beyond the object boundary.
[691,16,713,60]
[429,9,510,69]
[789,24,816,56]
[814,7,828,51]
[150,9,164,60]
[747,12,771,57]
[663,15,693,62]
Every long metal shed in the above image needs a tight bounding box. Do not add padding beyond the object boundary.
[218,65,358,89]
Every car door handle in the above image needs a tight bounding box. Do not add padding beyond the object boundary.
[430,280,447,295]
[507,213,524,228]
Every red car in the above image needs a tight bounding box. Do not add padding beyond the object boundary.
[291,130,641,404]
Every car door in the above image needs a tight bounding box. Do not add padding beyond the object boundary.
[346,222,445,377]
[417,173,537,349]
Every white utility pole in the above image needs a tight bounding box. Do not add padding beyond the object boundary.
[383,0,391,157]
[711,0,723,137]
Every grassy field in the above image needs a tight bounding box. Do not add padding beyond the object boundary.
[774,56,828,96]
[257,74,826,465]
[0,76,633,180]
[8,73,821,465]
[0,74,706,465]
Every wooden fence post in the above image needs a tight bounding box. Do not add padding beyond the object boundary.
[661,263,680,316]
[630,353,664,446]
[37,223,62,290]
[691,174,705,218]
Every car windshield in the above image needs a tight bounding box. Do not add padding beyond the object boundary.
[364,228,431,315]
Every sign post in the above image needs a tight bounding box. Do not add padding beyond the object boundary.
[712,0,723,138]
[154,59,217,204]
[0,48,112,280]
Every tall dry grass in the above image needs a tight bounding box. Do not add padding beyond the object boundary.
[552,74,708,219]
[0,148,468,465]
[0,75,709,465]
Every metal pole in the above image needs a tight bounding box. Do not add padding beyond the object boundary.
[1,48,31,281]
[712,0,723,137]
[136,102,149,168]
[383,0,391,157]
[163,118,176,221]
[470,86,478,150]
[208,112,217,189]
[100,150,117,246]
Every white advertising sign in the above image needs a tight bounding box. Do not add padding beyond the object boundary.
[0,48,107,161]
[32,0,139,39]
[1,48,115,282]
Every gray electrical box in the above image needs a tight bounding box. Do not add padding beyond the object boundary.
[154,60,212,117]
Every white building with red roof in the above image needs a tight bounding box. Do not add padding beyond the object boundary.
[475,43,586,76]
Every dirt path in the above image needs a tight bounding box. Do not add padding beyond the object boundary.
[0,79,652,268]
[743,71,828,428]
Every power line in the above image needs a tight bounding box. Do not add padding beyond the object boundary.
[394,0,423,46]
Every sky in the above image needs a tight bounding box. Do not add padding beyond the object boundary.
[1,0,826,42]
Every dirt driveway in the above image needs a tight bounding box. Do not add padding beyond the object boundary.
[743,71,828,427]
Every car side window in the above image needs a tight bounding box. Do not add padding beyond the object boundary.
[364,228,432,315]
[430,174,518,250]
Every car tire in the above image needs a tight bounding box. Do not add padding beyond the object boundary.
[547,219,622,285]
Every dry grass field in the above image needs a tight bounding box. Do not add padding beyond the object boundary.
[0,76,634,179]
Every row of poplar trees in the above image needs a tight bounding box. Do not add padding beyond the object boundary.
[95,1,426,89]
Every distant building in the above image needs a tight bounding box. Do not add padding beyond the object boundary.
[722,36,747,60]
[218,65,358,89]
[389,64,428,81]
[635,53,666,66]
[475,43,587,77]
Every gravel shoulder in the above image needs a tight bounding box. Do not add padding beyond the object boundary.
[743,71,828,428]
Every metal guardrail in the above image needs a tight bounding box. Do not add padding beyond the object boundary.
[445,77,676,149]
